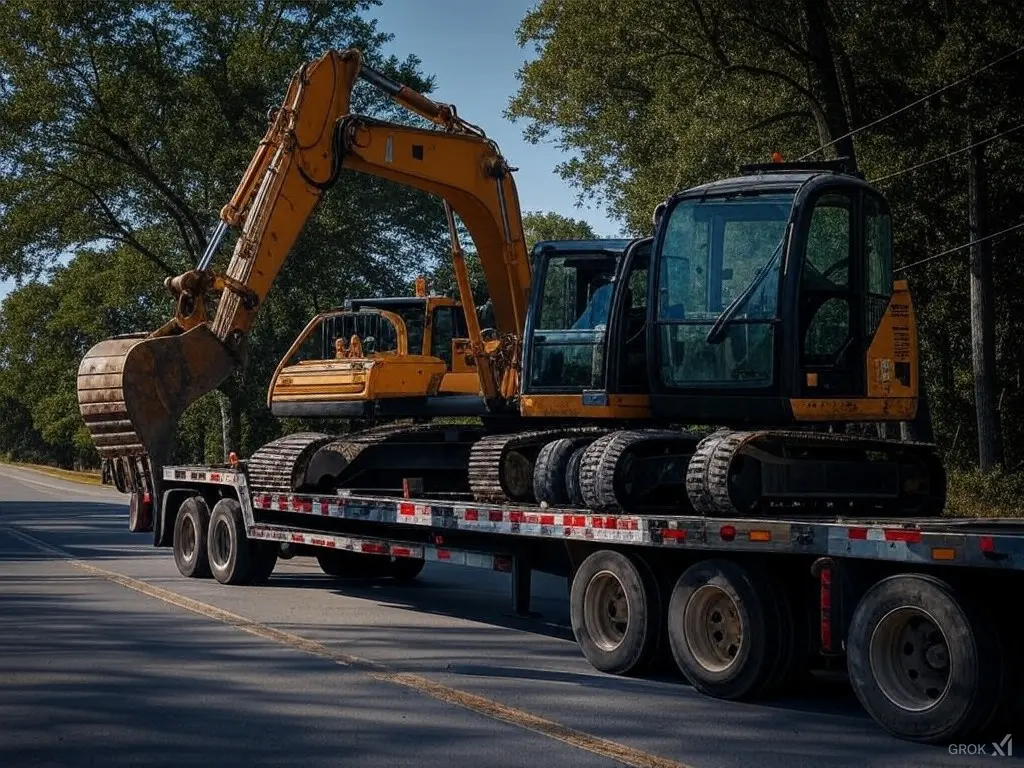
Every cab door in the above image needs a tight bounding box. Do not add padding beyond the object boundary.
[604,238,652,393]
[792,184,890,400]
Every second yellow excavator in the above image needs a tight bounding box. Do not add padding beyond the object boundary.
[267,282,483,420]
[78,48,944,531]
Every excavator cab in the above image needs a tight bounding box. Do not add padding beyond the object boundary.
[647,160,917,426]
[519,239,651,419]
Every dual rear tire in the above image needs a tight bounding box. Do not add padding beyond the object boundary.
[172,497,277,585]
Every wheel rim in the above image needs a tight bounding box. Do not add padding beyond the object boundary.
[683,585,743,672]
[869,606,951,712]
[211,518,232,568]
[583,570,630,652]
[181,515,197,562]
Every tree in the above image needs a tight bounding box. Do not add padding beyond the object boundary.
[522,210,598,250]
[507,0,868,233]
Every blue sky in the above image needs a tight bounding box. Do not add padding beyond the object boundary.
[0,0,619,302]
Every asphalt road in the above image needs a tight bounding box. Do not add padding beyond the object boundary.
[0,463,1016,768]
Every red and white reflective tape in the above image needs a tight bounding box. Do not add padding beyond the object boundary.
[248,525,513,572]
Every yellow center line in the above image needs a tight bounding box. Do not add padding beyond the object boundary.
[2,524,693,768]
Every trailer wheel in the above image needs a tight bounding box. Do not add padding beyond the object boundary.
[571,550,660,675]
[533,439,577,505]
[172,497,211,578]
[565,446,587,507]
[247,541,279,585]
[316,550,370,578]
[760,572,810,694]
[206,499,253,585]
[847,574,1003,744]
[387,557,425,583]
[667,559,778,700]
[128,492,153,533]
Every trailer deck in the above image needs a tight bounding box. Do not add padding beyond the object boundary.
[164,464,1024,572]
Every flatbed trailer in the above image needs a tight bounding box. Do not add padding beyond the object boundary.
[146,462,1024,747]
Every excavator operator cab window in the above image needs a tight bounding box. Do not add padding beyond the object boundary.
[321,312,403,358]
[528,253,620,390]
[613,240,651,391]
[795,185,894,396]
[654,193,792,389]
[430,305,467,367]
[386,303,426,355]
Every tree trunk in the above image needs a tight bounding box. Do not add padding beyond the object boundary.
[219,393,231,462]
[967,123,1003,471]
[801,0,856,165]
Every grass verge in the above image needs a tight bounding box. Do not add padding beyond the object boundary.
[944,468,1024,518]
[3,461,103,486]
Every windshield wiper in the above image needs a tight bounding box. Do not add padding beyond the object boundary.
[705,237,785,345]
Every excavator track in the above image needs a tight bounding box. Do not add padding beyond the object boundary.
[684,428,947,517]
[246,422,488,496]
[578,429,699,513]
[244,432,337,493]
[468,426,609,503]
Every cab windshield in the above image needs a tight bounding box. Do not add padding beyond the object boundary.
[656,192,792,387]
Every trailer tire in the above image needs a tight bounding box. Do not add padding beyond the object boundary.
[172,497,211,578]
[207,499,253,585]
[565,446,587,507]
[760,572,810,695]
[571,550,660,676]
[247,541,279,585]
[667,559,779,700]
[128,492,153,533]
[317,550,369,578]
[846,574,1003,744]
[387,557,425,583]
[533,439,577,506]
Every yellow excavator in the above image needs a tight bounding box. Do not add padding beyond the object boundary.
[78,48,944,525]
[267,281,483,420]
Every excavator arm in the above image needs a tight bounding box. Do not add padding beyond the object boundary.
[335,114,529,402]
[77,47,530,499]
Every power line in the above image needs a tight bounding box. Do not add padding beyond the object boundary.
[871,122,1024,183]
[798,44,1024,160]
[895,221,1024,272]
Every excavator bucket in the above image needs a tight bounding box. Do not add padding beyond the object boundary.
[77,324,238,494]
